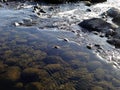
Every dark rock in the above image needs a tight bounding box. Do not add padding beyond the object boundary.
[43,0,67,4]
[53,45,61,49]
[43,0,106,4]
[86,8,91,12]
[112,15,120,26]
[33,4,46,13]
[107,39,120,48]
[105,7,120,26]
[105,29,116,37]
[94,44,102,49]
[39,9,46,13]
[78,18,116,33]
[90,0,107,3]
[99,33,105,37]
[63,38,69,42]
[86,44,93,49]
[113,27,120,39]
[92,31,99,35]
[106,7,120,18]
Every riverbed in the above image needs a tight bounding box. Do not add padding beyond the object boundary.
[0,0,120,90]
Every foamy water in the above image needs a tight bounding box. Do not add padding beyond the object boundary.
[38,0,120,69]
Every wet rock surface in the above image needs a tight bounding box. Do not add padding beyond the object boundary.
[112,15,120,26]
[106,7,120,18]
[78,18,116,33]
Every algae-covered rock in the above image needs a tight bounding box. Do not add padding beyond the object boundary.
[91,86,103,90]
[21,68,41,82]
[14,82,24,90]
[25,82,44,90]
[45,64,63,73]
[43,56,66,64]
[0,66,21,82]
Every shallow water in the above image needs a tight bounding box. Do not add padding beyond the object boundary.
[0,0,120,90]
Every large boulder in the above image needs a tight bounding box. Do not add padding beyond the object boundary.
[105,7,120,26]
[78,18,116,34]
[112,15,120,26]
[106,7,120,18]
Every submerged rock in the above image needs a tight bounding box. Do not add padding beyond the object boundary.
[0,66,21,83]
[78,18,116,34]
[25,82,44,90]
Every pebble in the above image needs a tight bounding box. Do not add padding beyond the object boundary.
[86,9,91,12]
[86,44,92,49]
[92,31,99,35]
[53,45,61,49]
[94,44,103,49]
[63,38,69,42]
[71,30,76,33]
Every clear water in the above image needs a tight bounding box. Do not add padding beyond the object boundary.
[0,0,120,90]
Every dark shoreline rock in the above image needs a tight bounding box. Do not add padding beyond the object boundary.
[78,18,116,34]
[104,7,120,26]
[106,7,120,18]
[0,0,107,4]
[107,39,120,48]
[112,15,120,26]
